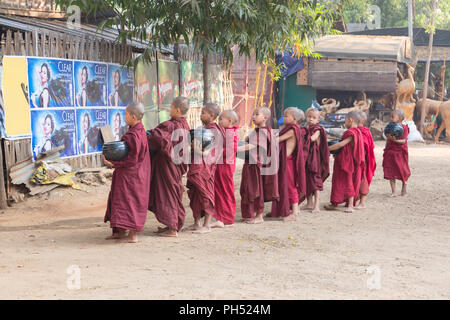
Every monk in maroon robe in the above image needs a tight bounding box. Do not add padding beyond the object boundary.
[186,103,223,234]
[103,102,151,243]
[148,97,190,237]
[383,110,410,197]
[355,112,376,209]
[271,107,306,221]
[239,107,278,224]
[300,108,330,213]
[325,111,365,213]
[211,110,239,228]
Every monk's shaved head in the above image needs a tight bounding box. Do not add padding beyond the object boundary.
[220,109,239,124]
[172,96,190,115]
[359,111,367,125]
[203,103,220,119]
[392,109,405,121]
[256,106,271,118]
[126,102,145,120]
[306,107,320,117]
[347,110,361,123]
[285,107,304,122]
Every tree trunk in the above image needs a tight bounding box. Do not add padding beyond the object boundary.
[203,49,210,104]
[420,0,438,134]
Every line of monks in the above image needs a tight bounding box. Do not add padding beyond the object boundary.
[101,97,411,243]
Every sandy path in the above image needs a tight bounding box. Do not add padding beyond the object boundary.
[0,141,449,299]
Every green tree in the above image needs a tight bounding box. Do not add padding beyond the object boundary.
[57,0,337,104]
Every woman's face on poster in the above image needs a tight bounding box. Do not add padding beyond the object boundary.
[43,116,53,137]
[83,114,90,133]
[114,71,120,87]
[40,65,49,85]
[114,113,121,131]
[81,68,88,86]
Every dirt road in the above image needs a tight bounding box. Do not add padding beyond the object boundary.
[0,141,449,299]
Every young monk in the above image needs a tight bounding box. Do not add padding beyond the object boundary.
[210,109,239,228]
[103,102,151,243]
[186,103,223,234]
[355,111,376,209]
[271,107,306,222]
[383,109,410,197]
[148,96,190,237]
[238,106,278,224]
[300,107,330,213]
[325,111,365,213]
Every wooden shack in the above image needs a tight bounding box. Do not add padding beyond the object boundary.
[308,35,412,93]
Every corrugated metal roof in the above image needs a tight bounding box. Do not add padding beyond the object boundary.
[313,35,411,63]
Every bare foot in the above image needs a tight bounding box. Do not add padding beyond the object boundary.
[118,235,138,243]
[401,190,407,196]
[311,208,320,214]
[192,226,211,234]
[324,204,338,211]
[224,224,234,228]
[185,223,202,231]
[210,221,225,228]
[390,193,398,197]
[300,205,313,211]
[159,229,178,237]
[344,207,354,213]
[154,226,169,234]
[246,217,264,224]
[105,231,126,240]
[240,218,252,223]
[354,205,366,210]
[283,213,298,222]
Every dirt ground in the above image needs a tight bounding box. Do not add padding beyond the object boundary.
[0,141,449,300]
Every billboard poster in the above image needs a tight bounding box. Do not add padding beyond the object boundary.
[107,64,134,107]
[208,64,225,107]
[31,109,76,159]
[74,61,108,107]
[157,60,179,122]
[181,61,203,108]
[27,57,74,108]
[108,108,128,141]
[76,108,108,154]
[135,60,158,129]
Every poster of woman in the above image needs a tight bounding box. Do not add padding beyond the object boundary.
[108,108,127,141]
[30,109,76,159]
[76,108,108,154]
[107,65,134,107]
[74,61,107,107]
[27,58,74,108]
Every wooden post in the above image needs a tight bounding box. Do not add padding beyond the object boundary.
[420,0,438,134]
[0,140,7,209]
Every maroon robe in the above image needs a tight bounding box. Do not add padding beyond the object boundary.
[186,122,222,220]
[304,124,330,198]
[104,122,151,232]
[357,126,377,196]
[148,117,190,231]
[271,123,306,217]
[214,125,239,225]
[240,126,278,219]
[383,124,410,183]
[330,127,365,206]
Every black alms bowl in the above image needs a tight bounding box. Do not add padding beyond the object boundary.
[190,128,215,149]
[384,122,404,139]
[102,141,129,161]
[328,139,342,155]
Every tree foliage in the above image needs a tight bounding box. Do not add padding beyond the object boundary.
[57,0,337,69]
